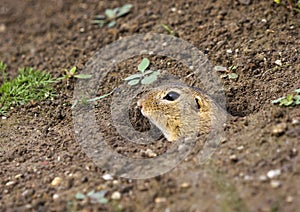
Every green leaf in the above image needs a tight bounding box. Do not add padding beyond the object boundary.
[128,79,140,86]
[87,90,114,102]
[294,95,300,105]
[229,65,237,71]
[294,88,300,93]
[124,73,143,81]
[228,73,238,80]
[271,97,285,104]
[71,99,78,109]
[274,0,281,4]
[94,15,106,20]
[70,67,77,75]
[98,198,109,204]
[74,74,92,79]
[107,20,116,28]
[143,70,154,75]
[75,193,86,200]
[151,70,160,76]
[138,58,150,73]
[105,9,116,19]
[0,61,7,71]
[117,4,133,17]
[280,94,294,106]
[87,190,95,196]
[56,76,67,81]
[141,74,158,84]
[88,190,108,204]
[161,24,174,36]
[214,66,227,72]
[91,19,106,27]
[88,190,107,199]
[286,94,293,101]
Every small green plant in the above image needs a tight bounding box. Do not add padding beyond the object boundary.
[0,67,55,115]
[0,61,7,82]
[58,66,92,80]
[72,58,159,108]
[274,0,300,12]
[214,65,239,80]
[92,4,133,28]
[71,89,115,109]
[124,58,160,85]
[75,190,108,204]
[272,89,300,106]
[161,24,175,36]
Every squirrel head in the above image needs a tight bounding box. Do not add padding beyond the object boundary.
[137,85,212,141]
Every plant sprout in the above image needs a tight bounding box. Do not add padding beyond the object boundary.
[214,65,239,80]
[272,89,300,106]
[124,58,160,85]
[58,67,92,80]
[92,4,133,28]
[75,190,108,204]
[161,24,175,36]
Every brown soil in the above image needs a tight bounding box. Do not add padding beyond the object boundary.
[0,0,299,211]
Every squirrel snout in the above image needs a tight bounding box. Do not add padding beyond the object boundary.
[137,100,143,110]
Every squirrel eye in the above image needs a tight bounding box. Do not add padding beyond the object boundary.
[163,91,180,101]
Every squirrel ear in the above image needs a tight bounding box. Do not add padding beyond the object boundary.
[195,96,209,112]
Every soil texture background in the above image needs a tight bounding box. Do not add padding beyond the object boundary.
[0,0,299,211]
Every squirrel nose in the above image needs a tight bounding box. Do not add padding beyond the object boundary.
[137,100,143,109]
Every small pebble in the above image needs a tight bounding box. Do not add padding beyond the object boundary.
[25,204,32,209]
[290,148,297,156]
[292,118,299,125]
[145,149,157,158]
[272,123,287,136]
[0,24,6,32]
[21,189,33,197]
[111,191,121,200]
[237,146,244,151]
[102,174,113,181]
[261,19,267,23]
[15,174,23,179]
[286,195,293,203]
[2,116,7,120]
[53,193,60,200]
[270,180,281,188]
[274,59,282,66]
[51,177,62,186]
[171,7,177,12]
[6,181,15,186]
[229,154,238,162]
[226,49,233,54]
[258,175,268,182]
[267,169,281,179]
[155,197,167,203]
[180,182,190,188]
[244,175,252,181]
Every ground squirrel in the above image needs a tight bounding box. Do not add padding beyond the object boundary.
[137,85,227,142]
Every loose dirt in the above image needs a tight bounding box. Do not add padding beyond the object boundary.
[0,0,299,211]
